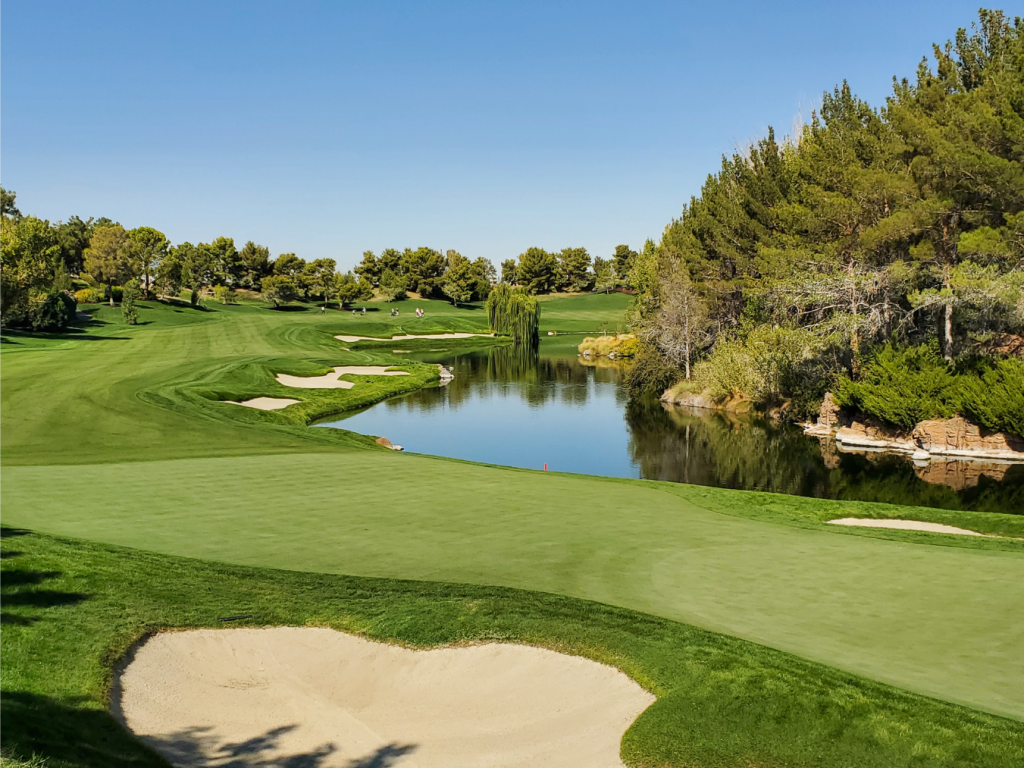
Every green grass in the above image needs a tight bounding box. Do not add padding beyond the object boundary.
[3,292,1024,764]
[3,527,1022,768]
[4,452,1023,721]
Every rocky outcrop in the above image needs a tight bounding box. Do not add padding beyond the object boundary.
[834,420,917,455]
[805,392,1024,463]
[912,416,1024,460]
[804,391,844,435]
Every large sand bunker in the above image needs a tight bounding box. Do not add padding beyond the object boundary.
[115,627,653,767]
[223,397,300,411]
[829,518,986,536]
[335,332,495,342]
[276,366,410,389]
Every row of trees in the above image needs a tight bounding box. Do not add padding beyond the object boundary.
[4,182,647,329]
[628,10,1024,427]
[497,244,647,294]
[353,248,496,304]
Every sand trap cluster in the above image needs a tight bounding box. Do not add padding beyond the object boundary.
[335,332,495,343]
[115,627,653,768]
[828,518,986,536]
[276,366,410,389]
[223,397,301,411]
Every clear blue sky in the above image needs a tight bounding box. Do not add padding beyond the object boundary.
[1,1,991,270]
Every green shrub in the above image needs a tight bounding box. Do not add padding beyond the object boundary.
[26,290,75,331]
[121,282,139,325]
[624,340,678,395]
[834,344,958,430]
[957,358,1024,438]
[213,285,237,304]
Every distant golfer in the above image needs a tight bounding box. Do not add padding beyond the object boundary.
[321,305,326,315]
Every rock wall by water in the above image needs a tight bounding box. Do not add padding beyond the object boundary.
[804,393,1024,463]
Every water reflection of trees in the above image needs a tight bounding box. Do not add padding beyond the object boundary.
[385,346,625,412]
[625,399,1024,513]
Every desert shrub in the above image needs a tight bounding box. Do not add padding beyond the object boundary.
[578,334,636,357]
[75,287,103,304]
[957,357,1024,437]
[834,344,958,430]
[617,337,640,358]
[693,338,752,400]
[693,326,823,406]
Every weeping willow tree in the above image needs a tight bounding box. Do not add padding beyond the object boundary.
[486,283,540,344]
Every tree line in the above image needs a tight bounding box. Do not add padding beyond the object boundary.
[3,183,650,331]
[627,9,1024,432]
[495,243,651,295]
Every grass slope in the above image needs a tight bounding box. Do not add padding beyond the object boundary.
[2,294,1023,724]
[3,528,1022,768]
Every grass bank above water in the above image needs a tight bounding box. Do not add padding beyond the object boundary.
[2,528,1022,768]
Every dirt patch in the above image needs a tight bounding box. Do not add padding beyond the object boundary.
[115,627,653,767]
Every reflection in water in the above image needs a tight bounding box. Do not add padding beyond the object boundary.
[315,343,1022,514]
[628,400,1023,513]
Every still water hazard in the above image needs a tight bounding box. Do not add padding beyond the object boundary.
[315,342,1023,514]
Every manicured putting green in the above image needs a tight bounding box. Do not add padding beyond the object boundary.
[4,451,1023,720]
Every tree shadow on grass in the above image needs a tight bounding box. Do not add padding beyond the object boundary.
[0,328,129,343]
[1,528,89,625]
[0,692,163,768]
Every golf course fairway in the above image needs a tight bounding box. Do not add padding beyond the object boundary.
[3,294,1024,766]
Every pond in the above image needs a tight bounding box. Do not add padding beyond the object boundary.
[315,340,1024,514]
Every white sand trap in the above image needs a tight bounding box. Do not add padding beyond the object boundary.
[829,518,986,536]
[276,366,410,389]
[223,397,300,411]
[335,332,495,342]
[115,628,653,768]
